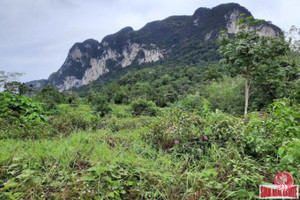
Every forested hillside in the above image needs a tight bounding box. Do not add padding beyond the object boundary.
[28,3,281,92]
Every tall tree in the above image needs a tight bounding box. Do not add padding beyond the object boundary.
[0,71,25,92]
[218,16,290,115]
[4,81,28,95]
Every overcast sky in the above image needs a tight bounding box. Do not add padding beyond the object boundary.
[0,0,299,82]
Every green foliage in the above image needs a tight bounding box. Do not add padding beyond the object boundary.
[0,71,25,91]
[0,92,49,139]
[144,106,243,157]
[88,91,112,117]
[218,15,294,115]
[0,20,299,199]
[0,117,52,139]
[268,99,300,139]
[238,99,299,160]
[204,76,244,115]
[239,99,299,159]
[143,104,297,198]
[249,48,300,108]
[109,64,218,107]
[107,116,154,132]
[49,104,102,135]
[77,61,226,108]
[85,162,138,199]
[36,84,65,111]
[144,109,204,153]
[130,99,158,117]
[0,92,45,124]
[278,139,300,179]
[4,81,29,95]
[219,16,289,78]
[0,98,298,198]
[172,93,204,111]
[113,89,129,104]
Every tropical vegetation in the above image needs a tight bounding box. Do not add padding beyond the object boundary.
[0,18,299,199]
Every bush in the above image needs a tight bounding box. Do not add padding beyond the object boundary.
[36,84,65,111]
[85,161,139,199]
[278,139,300,179]
[130,99,158,117]
[0,92,45,124]
[204,76,244,115]
[110,104,132,118]
[144,108,241,156]
[172,93,204,111]
[113,90,129,104]
[88,92,112,117]
[0,92,52,139]
[0,117,53,139]
[106,116,154,132]
[49,105,103,135]
[241,99,300,159]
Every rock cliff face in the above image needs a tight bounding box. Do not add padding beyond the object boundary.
[48,37,166,91]
[35,3,281,91]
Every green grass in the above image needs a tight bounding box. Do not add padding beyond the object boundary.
[0,128,184,199]
[0,100,299,199]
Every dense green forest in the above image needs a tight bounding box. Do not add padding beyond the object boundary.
[0,22,299,199]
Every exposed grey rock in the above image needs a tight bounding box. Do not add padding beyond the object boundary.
[28,3,282,91]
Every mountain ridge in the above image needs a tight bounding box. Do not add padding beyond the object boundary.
[27,3,282,91]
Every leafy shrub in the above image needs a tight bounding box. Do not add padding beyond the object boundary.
[268,99,299,139]
[0,117,53,139]
[241,99,300,159]
[0,92,45,124]
[36,84,65,111]
[0,92,50,139]
[49,105,102,135]
[88,92,112,117]
[278,139,300,180]
[205,146,273,199]
[203,76,244,115]
[130,99,158,117]
[173,93,204,111]
[145,98,299,163]
[240,112,275,158]
[113,90,129,104]
[144,108,242,157]
[85,162,138,199]
[110,104,132,118]
[145,109,202,152]
[107,116,154,132]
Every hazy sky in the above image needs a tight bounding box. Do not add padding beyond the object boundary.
[0,0,299,82]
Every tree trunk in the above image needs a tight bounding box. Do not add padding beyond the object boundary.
[244,70,250,116]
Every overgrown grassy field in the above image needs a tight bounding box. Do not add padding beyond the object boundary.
[0,95,299,199]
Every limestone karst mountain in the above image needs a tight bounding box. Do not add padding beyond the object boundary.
[28,3,281,91]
